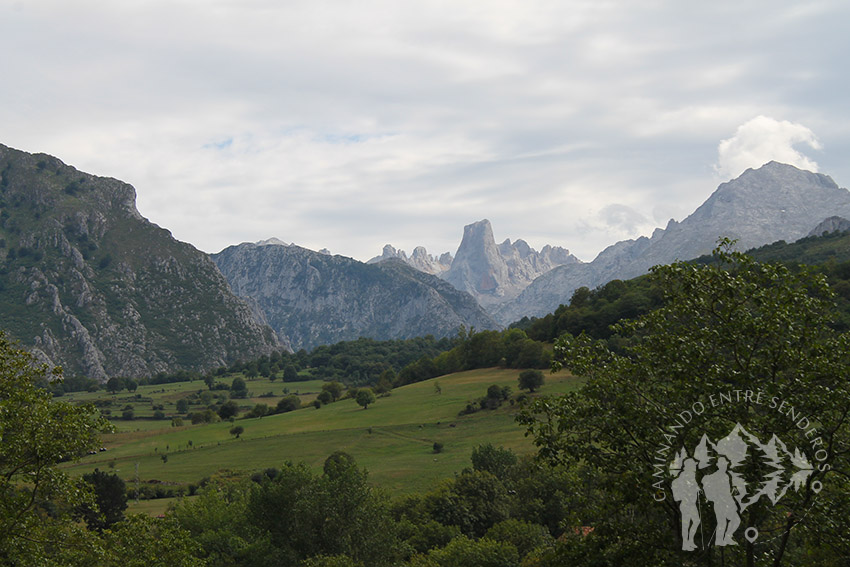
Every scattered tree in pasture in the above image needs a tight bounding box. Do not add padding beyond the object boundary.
[517,370,544,393]
[356,388,376,409]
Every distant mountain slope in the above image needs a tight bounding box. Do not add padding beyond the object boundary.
[212,241,500,351]
[0,144,280,380]
[370,220,581,312]
[497,162,850,324]
[524,229,850,343]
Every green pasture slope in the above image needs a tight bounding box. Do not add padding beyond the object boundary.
[65,368,580,496]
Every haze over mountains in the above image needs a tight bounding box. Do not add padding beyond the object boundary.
[2,141,850,380]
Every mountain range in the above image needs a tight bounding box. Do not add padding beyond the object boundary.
[493,162,850,323]
[212,241,498,351]
[3,141,850,380]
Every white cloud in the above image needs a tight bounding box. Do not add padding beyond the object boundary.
[715,116,823,180]
[1,1,849,262]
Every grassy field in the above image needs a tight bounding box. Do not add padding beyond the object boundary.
[61,376,326,432]
[64,368,581,496]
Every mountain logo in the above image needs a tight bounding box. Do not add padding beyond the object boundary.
[669,423,819,551]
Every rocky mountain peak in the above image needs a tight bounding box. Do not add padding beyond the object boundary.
[496,161,850,324]
[808,216,850,236]
[443,219,581,310]
[0,143,280,380]
[367,243,452,275]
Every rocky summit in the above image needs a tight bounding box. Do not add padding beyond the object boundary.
[495,162,850,324]
[0,144,279,381]
[212,241,500,351]
[372,219,580,313]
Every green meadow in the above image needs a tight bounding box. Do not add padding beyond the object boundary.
[64,368,580,495]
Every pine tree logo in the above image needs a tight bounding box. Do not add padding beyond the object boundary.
[669,423,816,551]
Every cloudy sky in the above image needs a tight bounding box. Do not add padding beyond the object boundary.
[2,1,848,262]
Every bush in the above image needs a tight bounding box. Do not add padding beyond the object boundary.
[276,395,301,413]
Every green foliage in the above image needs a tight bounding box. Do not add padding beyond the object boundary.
[518,243,850,565]
[218,400,240,420]
[484,518,553,559]
[229,425,244,439]
[517,369,544,393]
[106,376,124,393]
[247,459,398,566]
[282,365,300,382]
[230,376,247,398]
[471,443,517,481]
[0,330,112,564]
[522,276,661,343]
[355,388,376,409]
[76,469,128,530]
[321,381,345,401]
[98,514,206,567]
[396,329,549,387]
[421,535,519,567]
[171,480,268,566]
[276,394,301,413]
[246,403,269,418]
[425,470,511,538]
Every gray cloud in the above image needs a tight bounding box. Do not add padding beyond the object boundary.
[1,1,849,262]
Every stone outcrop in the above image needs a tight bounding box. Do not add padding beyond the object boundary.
[0,143,280,380]
[808,216,850,236]
[367,244,453,275]
[213,241,499,351]
[442,219,581,310]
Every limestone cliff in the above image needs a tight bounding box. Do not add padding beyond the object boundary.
[212,241,500,351]
[0,144,280,380]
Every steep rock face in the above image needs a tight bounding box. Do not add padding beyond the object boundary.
[808,216,850,236]
[212,242,499,351]
[367,244,453,275]
[442,219,581,310]
[497,162,850,324]
[0,144,279,380]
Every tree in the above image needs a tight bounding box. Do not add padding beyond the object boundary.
[276,394,301,413]
[317,390,333,405]
[229,425,244,439]
[356,388,376,409]
[283,365,299,382]
[423,534,519,567]
[125,378,138,393]
[0,331,111,564]
[322,381,345,401]
[98,514,206,567]
[518,243,850,565]
[176,398,190,414]
[471,443,517,480]
[218,400,239,420]
[517,370,544,393]
[248,460,398,565]
[77,469,128,530]
[106,376,124,394]
[230,376,247,398]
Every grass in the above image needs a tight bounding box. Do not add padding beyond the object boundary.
[64,368,581,497]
